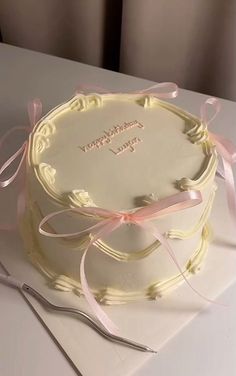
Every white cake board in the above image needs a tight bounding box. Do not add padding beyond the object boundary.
[0,180,236,376]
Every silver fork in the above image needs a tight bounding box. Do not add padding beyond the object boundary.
[0,272,157,353]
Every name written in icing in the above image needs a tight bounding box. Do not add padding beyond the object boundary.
[109,137,142,155]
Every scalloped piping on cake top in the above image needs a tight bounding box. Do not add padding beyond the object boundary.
[28,94,218,209]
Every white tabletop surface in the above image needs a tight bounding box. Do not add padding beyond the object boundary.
[0,43,236,376]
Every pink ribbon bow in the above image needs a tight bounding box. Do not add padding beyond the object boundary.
[76,81,178,99]
[39,190,219,334]
[201,97,236,226]
[0,99,42,228]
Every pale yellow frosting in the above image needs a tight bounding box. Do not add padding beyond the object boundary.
[20,93,217,304]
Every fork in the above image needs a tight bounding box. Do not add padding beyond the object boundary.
[0,272,157,353]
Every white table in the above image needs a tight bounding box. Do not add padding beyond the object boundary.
[0,43,236,376]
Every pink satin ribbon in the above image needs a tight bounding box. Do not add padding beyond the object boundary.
[76,82,178,99]
[39,190,220,334]
[201,97,236,225]
[0,99,42,228]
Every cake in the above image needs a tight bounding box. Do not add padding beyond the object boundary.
[21,91,218,306]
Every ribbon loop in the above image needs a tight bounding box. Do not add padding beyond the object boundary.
[201,97,236,226]
[201,97,221,126]
[76,82,178,99]
[0,140,28,188]
[134,190,202,221]
[137,82,178,99]
[210,133,236,165]
[27,98,43,129]
[0,99,42,188]
[0,99,42,230]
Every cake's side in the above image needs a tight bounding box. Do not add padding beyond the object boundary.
[21,208,212,304]
[21,93,218,304]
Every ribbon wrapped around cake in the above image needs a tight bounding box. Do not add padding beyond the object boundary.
[39,189,205,333]
[0,83,236,334]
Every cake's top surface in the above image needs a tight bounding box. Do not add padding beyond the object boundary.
[29,94,215,210]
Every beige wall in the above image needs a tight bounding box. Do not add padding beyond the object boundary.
[0,0,235,100]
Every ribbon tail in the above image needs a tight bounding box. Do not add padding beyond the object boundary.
[80,248,118,334]
[213,136,236,225]
[216,165,225,180]
[0,142,27,188]
[0,126,30,148]
[221,157,236,227]
[0,99,42,231]
[27,99,42,128]
[79,219,122,334]
[17,188,26,225]
[16,154,28,225]
[0,222,17,231]
[75,84,110,95]
[0,188,26,231]
[0,145,27,231]
[137,221,222,306]
[200,98,221,126]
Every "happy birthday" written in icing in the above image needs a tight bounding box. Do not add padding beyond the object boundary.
[79,120,144,152]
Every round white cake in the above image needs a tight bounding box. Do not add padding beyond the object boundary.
[21,93,217,304]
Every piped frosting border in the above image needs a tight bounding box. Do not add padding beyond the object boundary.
[28,94,218,210]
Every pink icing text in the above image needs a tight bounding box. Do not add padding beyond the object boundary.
[79,120,144,152]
